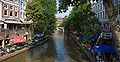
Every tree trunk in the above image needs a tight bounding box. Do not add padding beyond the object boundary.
[103,0,120,60]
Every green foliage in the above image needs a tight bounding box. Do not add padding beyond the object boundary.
[60,3,99,36]
[25,0,57,35]
[58,0,88,12]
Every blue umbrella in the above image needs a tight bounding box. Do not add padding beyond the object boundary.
[82,36,91,41]
[78,35,84,38]
[93,45,116,54]
[90,37,97,40]
[93,46,102,53]
[34,34,43,37]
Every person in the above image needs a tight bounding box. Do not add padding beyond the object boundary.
[113,57,116,62]
[0,49,2,56]
[0,49,4,56]
[96,54,99,62]
[6,48,10,54]
[12,47,15,51]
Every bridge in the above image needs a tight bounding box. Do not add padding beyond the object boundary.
[56,27,64,32]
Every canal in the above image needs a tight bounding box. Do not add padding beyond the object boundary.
[2,31,89,62]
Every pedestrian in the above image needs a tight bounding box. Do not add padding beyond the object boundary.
[113,57,116,62]
[0,49,2,56]
[6,48,10,54]
[0,49,4,56]
[96,54,100,62]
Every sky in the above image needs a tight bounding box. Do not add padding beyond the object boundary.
[55,0,73,18]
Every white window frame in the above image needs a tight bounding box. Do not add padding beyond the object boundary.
[15,7,18,11]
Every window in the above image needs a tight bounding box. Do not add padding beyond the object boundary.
[98,13,99,19]
[100,12,102,19]
[114,0,118,5]
[4,4,8,9]
[20,12,22,18]
[10,11,13,16]
[10,6,13,10]
[23,13,25,18]
[96,6,97,11]
[21,2,22,5]
[100,4,102,10]
[115,7,118,15]
[119,6,120,14]
[103,11,104,19]
[105,11,107,18]
[4,10,8,16]
[98,5,99,11]
[15,12,18,17]
[15,7,18,11]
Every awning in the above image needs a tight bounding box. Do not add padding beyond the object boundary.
[10,36,26,43]
[93,45,116,54]
[4,21,22,24]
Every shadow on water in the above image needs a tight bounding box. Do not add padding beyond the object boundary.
[2,30,89,62]
[64,34,89,62]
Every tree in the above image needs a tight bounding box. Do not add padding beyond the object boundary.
[59,0,120,59]
[60,3,99,37]
[25,0,57,35]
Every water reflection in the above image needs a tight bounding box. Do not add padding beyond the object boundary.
[2,31,89,62]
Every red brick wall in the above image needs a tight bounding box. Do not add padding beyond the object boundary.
[2,2,19,20]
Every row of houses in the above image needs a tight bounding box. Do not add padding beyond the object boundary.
[0,0,32,48]
[90,0,120,40]
[0,0,32,30]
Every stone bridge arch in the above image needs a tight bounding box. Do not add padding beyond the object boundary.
[56,27,64,32]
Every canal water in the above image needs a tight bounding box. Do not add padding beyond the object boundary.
[2,31,89,62]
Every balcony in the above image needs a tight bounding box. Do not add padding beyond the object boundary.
[102,32,112,39]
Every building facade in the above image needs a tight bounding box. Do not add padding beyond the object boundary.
[56,17,64,27]
[0,0,31,48]
[19,0,27,22]
[0,0,21,30]
[91,0,120,39]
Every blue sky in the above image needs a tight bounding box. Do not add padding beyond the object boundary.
[55,0,73,18]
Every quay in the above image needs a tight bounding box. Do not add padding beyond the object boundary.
[68,32,96,62]
[0,36,51,62]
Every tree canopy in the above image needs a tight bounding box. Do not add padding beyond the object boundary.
[25,0,57,35]
[60,3,99,36]
[58,0,88,12]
